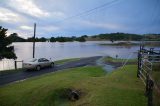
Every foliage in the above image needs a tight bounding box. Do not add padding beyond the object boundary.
[91,32,160,41]
[93,32,143,41]
[75,36,86,42]
[8,33,26,42]
[50,35,87,42]
[0,26,17,60]
[6,31,160,42]
[26,37,47,42]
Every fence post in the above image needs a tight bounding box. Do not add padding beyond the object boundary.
[137,51,140,78]
[14,61,17,70]
[146,73,149,96]
[148,79,154,106]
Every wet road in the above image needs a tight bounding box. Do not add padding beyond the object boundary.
[0,56,101,86]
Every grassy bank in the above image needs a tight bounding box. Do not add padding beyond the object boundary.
[103,56,137,68]
[99,42,138,46]
[103,56,137,63]
[99,41,160,47]
[0,64,147,106]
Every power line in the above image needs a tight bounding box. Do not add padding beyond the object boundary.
[142,0,159,45]
[55,0,119,24]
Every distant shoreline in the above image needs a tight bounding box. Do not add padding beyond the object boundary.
[99,41,160,47]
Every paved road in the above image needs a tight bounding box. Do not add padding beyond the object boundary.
[0,56,101,86]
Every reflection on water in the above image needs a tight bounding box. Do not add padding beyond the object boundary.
[13,41,139,60]
[0,41,159,70]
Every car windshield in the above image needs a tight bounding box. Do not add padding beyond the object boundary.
[28,59,37,62]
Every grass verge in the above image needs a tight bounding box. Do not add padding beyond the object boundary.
[103,56,137,64]
[0,65,146,106]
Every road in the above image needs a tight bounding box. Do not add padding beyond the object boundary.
[0,56,101,86]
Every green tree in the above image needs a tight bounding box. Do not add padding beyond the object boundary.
[8,33,26,42]
[0,26,17,60]
[50,37,56,42]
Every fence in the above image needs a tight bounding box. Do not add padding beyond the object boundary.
[0,59,23,71]
[137,45,160,106]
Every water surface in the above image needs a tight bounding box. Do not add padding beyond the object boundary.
[0,41,159,70]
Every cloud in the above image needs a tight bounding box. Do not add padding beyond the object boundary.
[1,0,160,37]
[41,26,60,32]
[80,20,125,30]
[0,7,23,23]
[6,27,35,38]
[50,12,66,19]
[8,0,50,18]
[19,25,33,30]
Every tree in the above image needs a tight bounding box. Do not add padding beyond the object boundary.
[39,37,47,42]
[75,36,86,42]
[8,33,26,42]
[50,37,56,42]
[0,26,17,60]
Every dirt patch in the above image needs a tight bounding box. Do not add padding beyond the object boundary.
[53,88,85,102]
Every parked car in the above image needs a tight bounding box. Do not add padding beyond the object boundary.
[23,58,54,71]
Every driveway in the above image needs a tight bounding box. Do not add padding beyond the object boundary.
[0,56,101,86]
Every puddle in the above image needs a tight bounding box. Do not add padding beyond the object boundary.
[96,56,115,72]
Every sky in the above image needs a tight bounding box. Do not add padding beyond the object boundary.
[0,0,160,38]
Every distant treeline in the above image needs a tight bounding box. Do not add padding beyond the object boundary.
[8,33,87,42]
[87,33,160,41]
[8,32,160,42]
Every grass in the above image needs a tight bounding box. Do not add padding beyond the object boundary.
[103,56,137,63]
[152,63,160,87]
[151,63,160,106]
[0,64,147,106]
[54,58,80,65]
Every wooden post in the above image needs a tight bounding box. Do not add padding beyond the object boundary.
[148,79,154,106]
[146,74,149,95]
[33,23,36,58]
[14,61,17,70]
[137,51,140,78]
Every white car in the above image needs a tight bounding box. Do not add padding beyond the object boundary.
[23,58,54,71]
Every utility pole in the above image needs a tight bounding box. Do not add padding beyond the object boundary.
[33,23,36,58]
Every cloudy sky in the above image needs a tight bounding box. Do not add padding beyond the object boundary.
[0,0,160,38]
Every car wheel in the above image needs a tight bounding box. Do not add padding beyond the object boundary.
[36,65,41,71]
[50,63,54,67]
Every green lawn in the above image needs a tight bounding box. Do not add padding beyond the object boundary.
[0,64,147,106]
[151,63,160,106]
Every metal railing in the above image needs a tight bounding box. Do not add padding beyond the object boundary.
[137,45,160,106]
